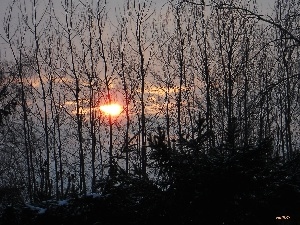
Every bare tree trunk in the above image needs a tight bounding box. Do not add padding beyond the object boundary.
[133,0,153,177]
[137,21,147,177]
[96,1,113,177]
[64,0,86,194]
[4,1,36,201]
[18,52,33,202]
[33,0,52,198]
[85,10,97,192]
[175,6,184,142]
[57,97,64,198]
[120,43,130,174]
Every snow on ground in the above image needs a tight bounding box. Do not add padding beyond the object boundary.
[25,204,47,214]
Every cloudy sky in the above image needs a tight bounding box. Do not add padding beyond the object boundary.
[0,0,274,59]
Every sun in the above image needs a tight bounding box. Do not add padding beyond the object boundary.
[99,103,122,116]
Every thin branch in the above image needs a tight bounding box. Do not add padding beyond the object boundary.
[218,4,300,45]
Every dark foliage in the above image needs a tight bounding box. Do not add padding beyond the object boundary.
[1,130,300,225]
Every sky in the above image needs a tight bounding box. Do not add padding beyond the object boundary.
[0,0,275,60]
[0,0,168,58]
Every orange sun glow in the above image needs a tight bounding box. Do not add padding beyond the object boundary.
[99,103,122,116]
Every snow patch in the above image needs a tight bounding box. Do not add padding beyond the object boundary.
[26,204,47,214]
[57,199,69,206]
[87,193,102,198]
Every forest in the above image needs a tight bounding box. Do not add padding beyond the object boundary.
[0,0,300,224]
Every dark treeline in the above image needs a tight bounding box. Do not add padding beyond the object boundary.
[0,0,300,224]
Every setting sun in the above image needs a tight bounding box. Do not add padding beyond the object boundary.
[99,103,122,116]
